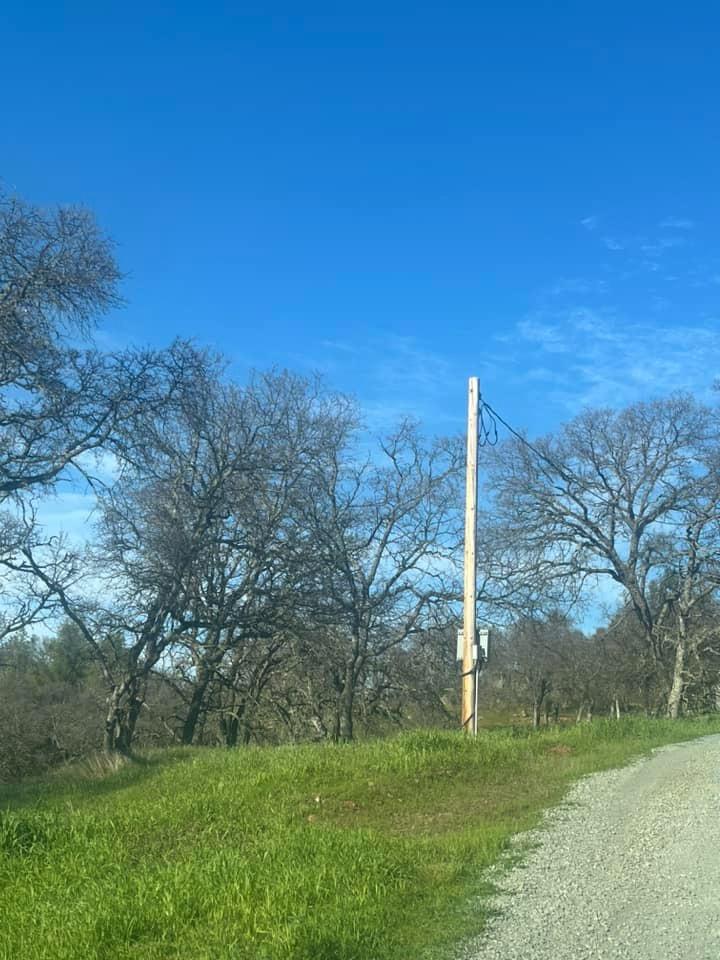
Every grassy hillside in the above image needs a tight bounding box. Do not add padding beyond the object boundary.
[2,717,720,960]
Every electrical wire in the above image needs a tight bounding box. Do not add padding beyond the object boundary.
[477,396,499,447]
[479,397,587,489]
[480,398,542,458]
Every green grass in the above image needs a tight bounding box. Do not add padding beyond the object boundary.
[2,716,720,960]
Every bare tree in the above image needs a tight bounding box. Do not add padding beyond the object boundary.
[0,188,208,643]
[166,371,357,747]
[491,613,580,727]
[36,368,358,753]
[298,421,463,741]
[486,395,720,716]
[0,187,123,500]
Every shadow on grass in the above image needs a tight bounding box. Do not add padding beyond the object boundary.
[0,748,192,812]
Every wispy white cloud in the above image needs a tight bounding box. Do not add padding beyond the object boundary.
[37,491,97,544]
[546,277,608,297]
[520,366,566,383]
[659,217,695,230]
[584,217,694,277]
[651,294,670,312]
[516,319,572,353]
[318,338,360,354]
[688,270,720,289]
[639,236,686,256]
[31,453,121,546]
[512,307,720,410]
[583,576,626,630]
[580,215,599,231]
[318,334,466,431]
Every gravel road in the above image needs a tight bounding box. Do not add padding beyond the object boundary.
[463,734,720,960]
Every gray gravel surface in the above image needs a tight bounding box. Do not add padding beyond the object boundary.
[462,734,720,960]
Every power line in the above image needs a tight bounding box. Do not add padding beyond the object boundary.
[479,397,598,495]
[477,400,499,447]
[480,398,546,460]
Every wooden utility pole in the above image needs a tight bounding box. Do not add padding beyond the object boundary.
[462,376,479,733]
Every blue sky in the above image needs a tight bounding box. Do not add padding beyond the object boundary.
[3,1,720,442]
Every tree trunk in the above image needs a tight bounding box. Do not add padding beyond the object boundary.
[667,638,686,719]
[104,681,142,755]
[104,706,136,755]
[338,663,356,742]
[239,701,255,745]
[104,694,123,754]
[532,699,541,730]
[223,713,239,747]
[181,666,212,745]
[532,679,548,730]
[220,693,250,747]
[339,685,355,741]
[118,696,142,753]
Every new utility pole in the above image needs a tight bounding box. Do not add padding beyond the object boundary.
[462,376,479,734]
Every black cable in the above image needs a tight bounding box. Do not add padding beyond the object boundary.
[479,397,591,491]
[478,396,499,447]
[480,399,544,460]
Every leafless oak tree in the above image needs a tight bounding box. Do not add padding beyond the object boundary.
[486,395,720,716]
[296,421,464,740]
